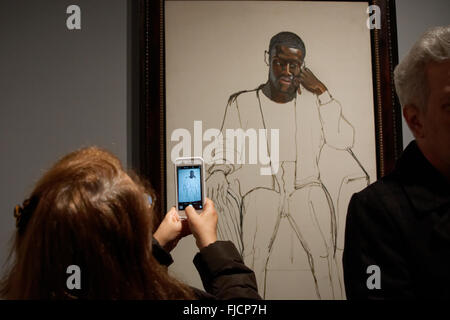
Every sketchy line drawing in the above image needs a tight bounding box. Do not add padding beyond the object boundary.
[206,32,369,299]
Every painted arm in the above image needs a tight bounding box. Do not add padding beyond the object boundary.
[317,92,355,149]
[207,97,244,176]
[206,97,245,250]
[299,67,354,149]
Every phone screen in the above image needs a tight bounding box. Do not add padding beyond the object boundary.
[177,165,203,210]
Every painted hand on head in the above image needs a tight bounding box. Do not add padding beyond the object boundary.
[299,68,327,95]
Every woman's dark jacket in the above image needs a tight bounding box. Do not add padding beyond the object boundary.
[152,238,262,300]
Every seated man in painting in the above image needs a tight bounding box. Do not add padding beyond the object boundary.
[207,31,368,299]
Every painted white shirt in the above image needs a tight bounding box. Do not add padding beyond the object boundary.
[259,92,297,162]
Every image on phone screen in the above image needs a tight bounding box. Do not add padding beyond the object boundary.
[177,165,203,210]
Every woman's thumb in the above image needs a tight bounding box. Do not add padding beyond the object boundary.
[184,205,198,223]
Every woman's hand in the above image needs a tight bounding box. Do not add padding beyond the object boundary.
[153,207,190,252]
[185,198,218,249]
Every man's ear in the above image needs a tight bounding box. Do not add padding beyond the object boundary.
[264,50,270,66]
[403,104,424,138]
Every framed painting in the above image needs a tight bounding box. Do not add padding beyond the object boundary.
[135,0,402,299]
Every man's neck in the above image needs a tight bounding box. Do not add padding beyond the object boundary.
[261,82,295,103]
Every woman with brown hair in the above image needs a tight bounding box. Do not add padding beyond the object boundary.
[0,147,260,299]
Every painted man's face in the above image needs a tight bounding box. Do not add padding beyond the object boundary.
[269,45,304,95]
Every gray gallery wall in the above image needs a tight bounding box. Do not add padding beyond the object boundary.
[0,0,129,266]
[0,0,448,280]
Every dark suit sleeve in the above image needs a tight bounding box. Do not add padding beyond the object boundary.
[343,191,414,299]
[193,241,261,300]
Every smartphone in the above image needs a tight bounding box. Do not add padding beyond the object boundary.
[174,157,206,219]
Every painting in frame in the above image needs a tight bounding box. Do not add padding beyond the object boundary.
[136,0,402,299]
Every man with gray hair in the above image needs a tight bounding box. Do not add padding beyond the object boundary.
[343,25,450,299]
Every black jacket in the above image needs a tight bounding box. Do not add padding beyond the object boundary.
[152,238,261,300]
[343,141,450,299]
